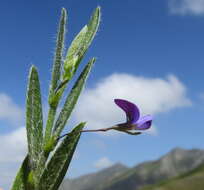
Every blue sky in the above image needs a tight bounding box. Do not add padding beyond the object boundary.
[1,0,204,189]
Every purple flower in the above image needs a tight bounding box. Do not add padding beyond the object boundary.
[114,99,152,134]
[80,99,153,136]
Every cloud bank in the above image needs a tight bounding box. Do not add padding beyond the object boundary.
[169,0,204,15]
[0,93,26,189]
[73,73,191,132]
[0,73,191,188]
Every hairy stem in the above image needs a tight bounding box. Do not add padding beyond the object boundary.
[44,108,57,150]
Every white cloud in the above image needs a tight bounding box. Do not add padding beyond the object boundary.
[0,93,24,125]
[73,73,191,134]
[0,127,27,189]
[93,157,113,169]
[0,127,27,163]
[168,0,204,15]
[0,162,22,190]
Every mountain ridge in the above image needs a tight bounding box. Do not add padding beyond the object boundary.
[60,163,128,190]
[140,161,204,190]
[60,147,204,190]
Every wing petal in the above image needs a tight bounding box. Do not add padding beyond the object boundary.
[135,115,153,130]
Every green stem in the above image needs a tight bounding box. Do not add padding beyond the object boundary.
[44,107,57,150]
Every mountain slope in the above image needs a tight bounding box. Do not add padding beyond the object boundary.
[140,162,204,190]
[59,163,128,190]
[100,148,204,190]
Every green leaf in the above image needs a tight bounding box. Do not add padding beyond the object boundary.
[85,6,101,52]
[39,123,85,190]
[10,156,30,190]
[49,8,67,106]
[63,6,100,81]
[63,25,88,80]
[26,66,43,173]
[53,58,95,138]
[44,8,67,149]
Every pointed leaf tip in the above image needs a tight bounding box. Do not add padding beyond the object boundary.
[96,6,101,15]
[30,65,37,72]
[61,7,67,17]
[10,155,30,190]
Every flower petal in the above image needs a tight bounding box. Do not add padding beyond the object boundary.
[135,115,153,130]
[114,99,140,123]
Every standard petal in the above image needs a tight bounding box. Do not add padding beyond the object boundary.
[135,115,153,130]
[114,99,140,123]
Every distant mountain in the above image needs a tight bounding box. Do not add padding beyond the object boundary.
[100,148,204,190]
[59,163,128,190]
[60,148,204,190]
[140,162,204,190]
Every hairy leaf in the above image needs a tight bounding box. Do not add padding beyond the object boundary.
[45,8,67,149]
[53,58,95,138]
[63,25,88,80]
[39,123,85,190]
[10,156,30,190]
[48,8,67,107]
[63,6,100,81]
[26,66,43,172]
